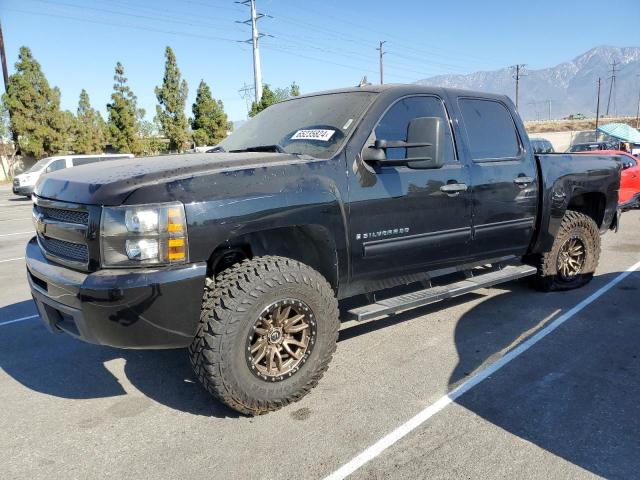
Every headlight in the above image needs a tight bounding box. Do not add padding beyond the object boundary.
[100,202,188,267]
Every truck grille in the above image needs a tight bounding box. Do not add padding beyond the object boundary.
[33,198,92,270]
[35,206,89,225]
[39,236,89,263]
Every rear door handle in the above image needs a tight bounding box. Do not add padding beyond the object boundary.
[514,176,534,186]
[440,183,468,196]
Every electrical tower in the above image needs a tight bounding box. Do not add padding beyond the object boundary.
[605,60,619,117]
[238,82,254,115]
[236,0,270,104]
[511,64,527,110]
[376,41,386,85]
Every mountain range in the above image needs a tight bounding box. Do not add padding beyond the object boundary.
[416,46,640,121]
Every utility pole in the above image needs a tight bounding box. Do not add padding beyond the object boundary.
[376,41,386,85]
[595,77,601,139]
[635,74,640,129]
[511,64,526,110]
[605,60,619,117]
[236,0,266,104]
[546,99,551,120]
[0,21,9,93]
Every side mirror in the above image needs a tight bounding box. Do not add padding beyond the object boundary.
[622,161,633,170]
[361,116,446,169]
[404,116,445,169]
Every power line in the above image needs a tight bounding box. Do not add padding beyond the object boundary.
[7,7,241,44]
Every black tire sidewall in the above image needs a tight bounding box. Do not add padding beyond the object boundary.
[540,211,600,291]
[227,281,334,404]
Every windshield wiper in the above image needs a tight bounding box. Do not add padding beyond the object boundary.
[229,144,286,154]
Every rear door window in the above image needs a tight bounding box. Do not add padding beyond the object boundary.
[458,98,522,161]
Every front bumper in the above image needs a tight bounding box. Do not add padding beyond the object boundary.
[13,183,33,196]
[26,237,207,349]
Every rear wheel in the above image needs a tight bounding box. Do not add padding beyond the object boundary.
[532,210,600,291]
[189,256,339,415]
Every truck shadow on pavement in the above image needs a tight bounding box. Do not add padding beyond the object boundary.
[448,272,640,479]
[338,272,639,478]
[2,269,640,473]
[0,305,241,418]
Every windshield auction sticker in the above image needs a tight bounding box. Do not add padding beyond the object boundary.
[291,129,336,141]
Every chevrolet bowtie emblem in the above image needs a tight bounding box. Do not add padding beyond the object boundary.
[34,214,46,235]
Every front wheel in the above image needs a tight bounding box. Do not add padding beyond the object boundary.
[531,210,601,291]
[189,256,339,415]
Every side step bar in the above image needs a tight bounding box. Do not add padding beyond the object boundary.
[347,264,537,322]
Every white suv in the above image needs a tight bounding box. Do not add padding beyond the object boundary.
[12,154,134,197]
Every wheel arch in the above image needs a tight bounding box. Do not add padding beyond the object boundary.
[566,191,606,228]
[207,224,340,292]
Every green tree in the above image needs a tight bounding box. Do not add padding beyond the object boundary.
[249,82,300,117]
[138,119,166,156]
[73,89,105,154]
[249,84,276,117]
[155,46,189,152]
[290,81,300,97]
[1,46,67,158]
[56,109,77,154]
[0,98,10,140]
[107,61,143,154]
[190,80,231,146]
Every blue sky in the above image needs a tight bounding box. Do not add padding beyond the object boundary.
[1,0,639,121]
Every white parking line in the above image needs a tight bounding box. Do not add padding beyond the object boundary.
[325,260,640,480]
[0,231,32,237]
[0,257,25,263]
[0,314,39,327]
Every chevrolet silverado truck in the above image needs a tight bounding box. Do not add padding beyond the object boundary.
[26,85,621,415]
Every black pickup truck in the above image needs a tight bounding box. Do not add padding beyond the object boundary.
[26,85,621,415]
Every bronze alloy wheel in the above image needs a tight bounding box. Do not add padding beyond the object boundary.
[246,299,317,382]
[557,236,586,280]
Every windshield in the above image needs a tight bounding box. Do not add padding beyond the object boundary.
[25,158,53,173]
[219,91,376,159]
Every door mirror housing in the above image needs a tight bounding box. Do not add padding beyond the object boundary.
[362,116,445,169]
[404,116,445,169]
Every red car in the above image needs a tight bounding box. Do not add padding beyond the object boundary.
[581,150,640,210]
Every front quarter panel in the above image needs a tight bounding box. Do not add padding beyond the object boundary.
[126,157,349,286]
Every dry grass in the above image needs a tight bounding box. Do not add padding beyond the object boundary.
[525,116,639,133]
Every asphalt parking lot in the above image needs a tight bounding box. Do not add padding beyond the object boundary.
[1,183,639,479]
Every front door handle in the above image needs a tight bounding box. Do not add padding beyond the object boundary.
[514,176,534,186]
[440,183,468,196]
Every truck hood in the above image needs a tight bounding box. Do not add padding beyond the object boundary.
[34,152,305,205]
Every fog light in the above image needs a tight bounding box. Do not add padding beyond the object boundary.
[125,238,159,260]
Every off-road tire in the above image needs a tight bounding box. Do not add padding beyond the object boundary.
[189,256,339,415]
[531,210,600,291]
